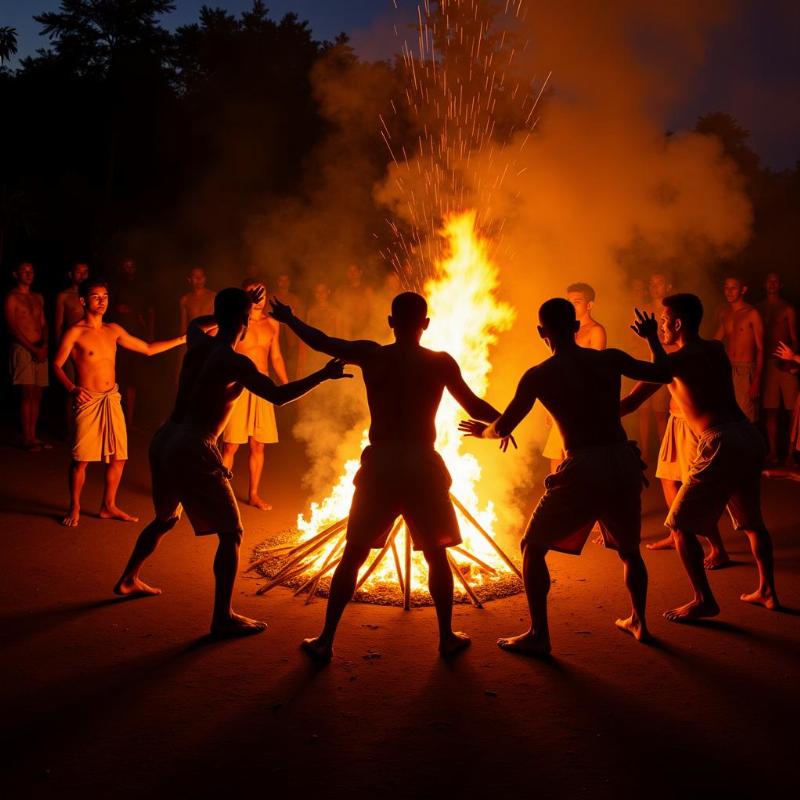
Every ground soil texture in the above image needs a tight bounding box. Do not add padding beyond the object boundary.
[1,426,799,799]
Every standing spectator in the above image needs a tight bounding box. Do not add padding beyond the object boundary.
[757,272,798,464]
[714,275,764,422]
[4,261,49,450]
[300,281,341,374]
[334,263,375,339]
[112,257,155,426]
[179,267,216,333]
[55,261,90,436]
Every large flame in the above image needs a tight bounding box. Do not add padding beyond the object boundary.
[295,210,516,597]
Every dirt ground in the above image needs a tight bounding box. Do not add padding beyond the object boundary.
[1,423,799,799]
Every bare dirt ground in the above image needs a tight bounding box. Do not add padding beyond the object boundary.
[1,423,798,799]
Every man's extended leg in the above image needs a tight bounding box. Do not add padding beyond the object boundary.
[247,439,272,511]
[63,460,88,526]
[740,527,779,609]
[114,516,179,596]
[498,542,552,656]
[615,550,652,642]
[211,530,266,636]
[664,529,720,621]
[302,542,371,661]
[703,524,730,570]
[100,458,139,522]
[423,547,470,657]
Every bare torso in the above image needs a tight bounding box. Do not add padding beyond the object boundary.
[666,339,745,434]
[181,289,216,325]
[236,314,279,374]
[576,318,606,350]
[758,298,795,370]
[66,322,123,392]
[533,349,628,451]
[361,343,451,446]
[6,290,45,346]
[717,303,759,363]
[57,289,85,333]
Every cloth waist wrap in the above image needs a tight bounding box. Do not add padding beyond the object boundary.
[73,384,127,462]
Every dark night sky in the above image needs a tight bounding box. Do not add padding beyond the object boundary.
[3,0,799,169]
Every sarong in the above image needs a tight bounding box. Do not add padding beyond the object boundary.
[10,343,48,387]
[655,412,698,483]
[762,358,798,411]
[72,384,127,462]
[222,389,279,445]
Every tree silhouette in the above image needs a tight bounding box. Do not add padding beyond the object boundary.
[0,26,18,65]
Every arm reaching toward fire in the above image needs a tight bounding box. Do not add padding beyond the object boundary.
[269,297,379,365]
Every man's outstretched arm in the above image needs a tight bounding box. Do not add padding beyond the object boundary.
[620,381,662,416]
[270,297,378,365]
[608,308,672,384]
[238,356,352,406]
[459,368,539,442]
[443,354,502,422]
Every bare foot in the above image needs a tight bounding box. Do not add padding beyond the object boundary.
[62,507,80,527]
[301,637,333,663]
[740,587,779,610]
[497,631,551,657]
[439,631,471,659]
[704,551,731,570]
[663,598,720,623]
[33,438,53,450]
[247,495,273,511]
[99,505,139,523]
[113,576,162,597]
[615,615,653,643]
[211,613,267,638]
[646,535,675,551]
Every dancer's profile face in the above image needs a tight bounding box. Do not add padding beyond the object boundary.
[660,308,680,344]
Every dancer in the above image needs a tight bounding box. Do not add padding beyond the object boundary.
[461,300,672,656]
[221,279,287,511]
[542,282,606,470]
[757,272,797,464]
[114,286,348,637]
[53,279,185,527]
[270,291,511,661]
[714,275,763,422]
[654,294,776,619]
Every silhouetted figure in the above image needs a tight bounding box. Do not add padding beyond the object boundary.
[113,286,348,637]
[53,280,185,527]
[299,281,341,374]
[461,300,672,655]
[179,266,216,333]
[221,279,287,511]
[648,293,776,620]
[270,291,510,661]
[713,275,764,422]
[4,261,49,450]
[274,271,304,380]
[757,272,798,464]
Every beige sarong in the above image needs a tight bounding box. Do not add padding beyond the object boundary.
[72,384,128,462]
[655,412,698,483]
[222,389,278,445]
[731,362,756,422]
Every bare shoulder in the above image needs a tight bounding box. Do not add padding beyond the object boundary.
[104,322,125,339]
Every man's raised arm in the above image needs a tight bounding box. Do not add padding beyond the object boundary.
[605,308,672,384]
[237,356,351,406]
[270,297,378,366]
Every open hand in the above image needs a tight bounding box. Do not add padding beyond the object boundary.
[247,284,265,306]
[459,419,488,438]
[499,434,518,453]
[630,308,658,339]
[322,358,353,380]
[269,296,292,323]
[72,386,93,406]
[774,341,797,362]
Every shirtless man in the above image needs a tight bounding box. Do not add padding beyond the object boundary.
[649,293,777,620]
[771,341,800,476]
[461,301,671,656]
[757,272,798,463]
[271,291,509,661]
[714,275,764,423]
[113,286,348,636]
[179,267,216,333]
[53,279,186,527]
[5,262,49,451]
[637,272,675,454]
[542,282,606,470]
[55,262,90,435]
[221,279,288,510]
